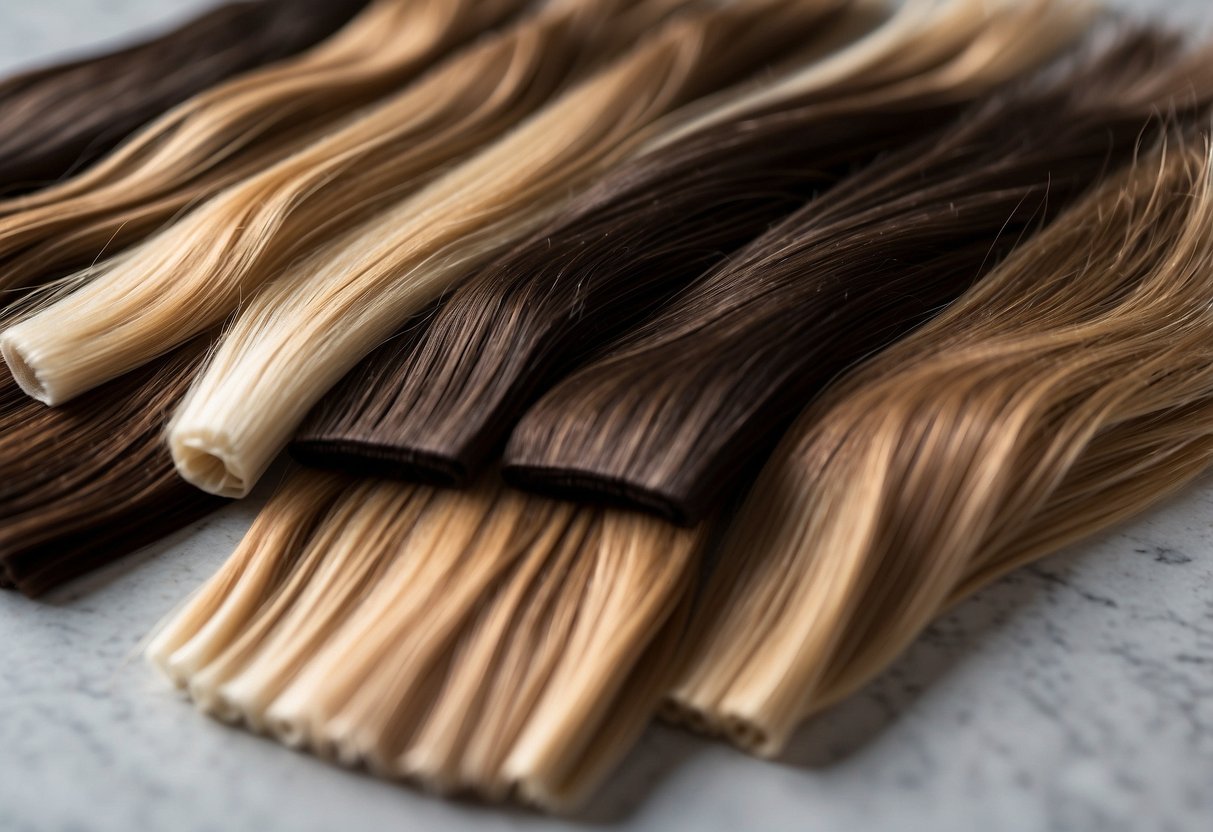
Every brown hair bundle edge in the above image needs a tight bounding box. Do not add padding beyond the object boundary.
[290,101,963,485]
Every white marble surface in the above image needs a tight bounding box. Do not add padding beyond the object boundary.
[1,2,1211,831]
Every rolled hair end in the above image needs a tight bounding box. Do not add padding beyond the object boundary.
[171,430,253,499]
[1,329,54,405]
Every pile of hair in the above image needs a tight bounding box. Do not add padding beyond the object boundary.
[1,0,1212,816]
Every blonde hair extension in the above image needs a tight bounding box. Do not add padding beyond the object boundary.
[145,471,350,686]
[148,471,701,810]
[0,0,526,296]
[500,512,700,809]
[0,0,702,404]
[186,480,452,727]
[667,127,1213,756]
[140,0,857,498]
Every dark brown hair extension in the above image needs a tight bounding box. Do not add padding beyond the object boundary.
[503,31,1213,525]
[289,2,1080,484]
[0,0,369,195]
[0,343,225,596]
[290,104,962,484]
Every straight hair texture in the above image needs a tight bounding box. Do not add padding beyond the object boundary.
[292,0,1096,486]
[666,129,1213,756]
[147,470,702,810]
[0,0,369,195]
[503,31,1213,525]
[0,0,526,297]
[0,344,224,596]
[160,0,860,499]
[0,0,712,406]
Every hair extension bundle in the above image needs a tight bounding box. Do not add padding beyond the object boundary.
[147,470,702,810]
[149,0,858,499]
[0,0,526,296]
[292,0,1095,485]
[0,0,745,405]
[0,0,717,595]
[0,343,224,596]
[0,0,369,195]
[666,129,1213,756]
[503,31,1213,524]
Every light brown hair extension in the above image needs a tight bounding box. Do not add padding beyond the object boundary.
[504,30,1213,525]
[667,128,1213,756]
[291,0,1091,487]
[0,0,369,195]
[147,470,702,811]
[0,0,526,296]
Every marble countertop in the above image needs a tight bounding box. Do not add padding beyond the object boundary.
[0,2,1210,831]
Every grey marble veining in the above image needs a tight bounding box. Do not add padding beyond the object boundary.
[0,1,1211,831]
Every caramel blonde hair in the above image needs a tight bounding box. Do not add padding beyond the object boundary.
[668,127,1213,755]
[148,471,701,810]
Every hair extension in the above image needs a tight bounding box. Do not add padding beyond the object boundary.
[0,0,369,196]
[292,0,1095,486]
[503,31,1213,525]
[401,512,696,809]
[666,128,1213,756]
[145,471,351,684]
[147,470,701,810]
[0,0,716,404]
[0,0,700,596]
[0,343,225,596]
[0,0,526,297]
[146,0,858,499]
[497,516,697,810]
